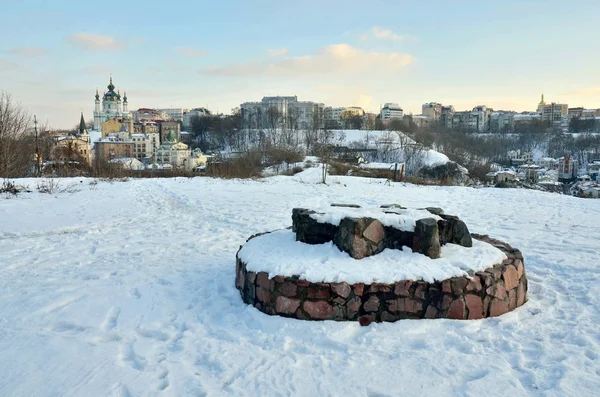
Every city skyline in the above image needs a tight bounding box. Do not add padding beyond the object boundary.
[2,0,600,128]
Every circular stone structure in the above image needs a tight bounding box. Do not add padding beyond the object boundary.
[235,205,528,322]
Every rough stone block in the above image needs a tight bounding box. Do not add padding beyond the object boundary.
[394,280,412,297]
[347,297,361,319]
[275,296,300,314]
[424,305,438,319]
[412,218,441,259]
[353,283,365,296]
[256,287,273,304]
[303,301,334,320]
[517,280,526,307]
[331,282,351,298]
[508,289,517,311]
[448,298,466,319]
[279,282,298,298]
[503,265,519,291]
[465,295,483,319]
[486,283,507,300]
[363,295,380,312]
[438,214,473,247]
[413,282,429,300]
[292,208,338,244]
[515,259,524,279]
[334,217,386,259]
[490,299,508,317]
[369,283,391,293]
[256,272,273,290]
[307,287,330,299]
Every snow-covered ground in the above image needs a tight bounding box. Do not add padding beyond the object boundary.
[1,170,600,396]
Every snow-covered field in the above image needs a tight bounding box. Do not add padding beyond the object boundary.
[1,168,599,396]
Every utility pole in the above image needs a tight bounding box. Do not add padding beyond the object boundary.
[34,115,40,176]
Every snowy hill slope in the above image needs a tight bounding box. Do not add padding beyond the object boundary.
[0,174,599,396]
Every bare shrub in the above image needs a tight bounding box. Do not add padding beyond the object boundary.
[328,161,353,176]
[36,179,80,194]
[206,150,263,179]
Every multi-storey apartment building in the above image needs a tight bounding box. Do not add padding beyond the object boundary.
[422,102,443,121]
[380,103,404,120]
[240,96,324,130]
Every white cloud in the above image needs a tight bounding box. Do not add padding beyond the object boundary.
[267,47,288,56]
[371,27,405,41]
[67,33,124,50]
[360,27,406,42]
[201,44,414,77]
[176,47,207,57]
[9,47,49,57]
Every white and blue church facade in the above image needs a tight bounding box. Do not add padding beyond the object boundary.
[93,77,131,131]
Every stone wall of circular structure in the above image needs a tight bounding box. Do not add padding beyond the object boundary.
[235,233,527,322]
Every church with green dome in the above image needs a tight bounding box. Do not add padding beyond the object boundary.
[93,76,132,131]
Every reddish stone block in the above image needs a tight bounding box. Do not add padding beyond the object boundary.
[503,265,519,291]
[364,295,380,312]
[279,282,298,298]
[487,268,502,280]
[476,272,494,288]
[441,295,453,310]
[402,298,422,314]
[369,283,391,293]
[353,283,365,296]
[413,282,429,300]
[256,272,273,290]
[466,276,482,293]
[424,305,438,319]
[275,296,300,314]
[303,301,334,320]
[515,259,524,279]
[451,278,469,294]
[363,220,385,244]
[486,283,507,300]
[331,282,351,298]
[448,298,466,319]
[502,258,513,266]
[359,316,373,326]
[307,287,330,299]
[517,280,526,307]
[273,275,285,283]
[256,287,273,304]
[347,297,361,318]
[394,280,413,297]
[333,297,345,305]
[490,299,508,317]
[465,295,483,319]
[441,280,452,293]
[296,279,310,287]
[508,289,517,311]
[386,299,399,313]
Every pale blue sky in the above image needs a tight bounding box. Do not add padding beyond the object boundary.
[1,0,599,128]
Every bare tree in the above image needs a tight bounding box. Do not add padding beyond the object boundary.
[0,92,33,178]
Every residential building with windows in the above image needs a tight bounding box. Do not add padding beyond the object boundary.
[157,108,189,123]
[380,103,404,120]
[422,102,443,121]
[541,102,568,128]
[241,96,324,130]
